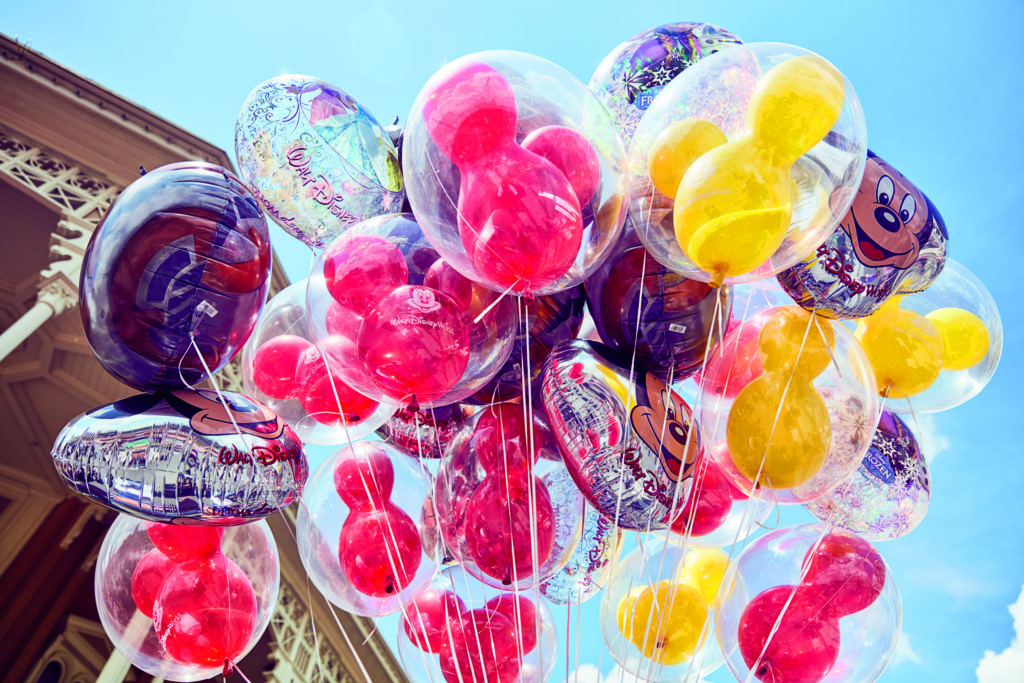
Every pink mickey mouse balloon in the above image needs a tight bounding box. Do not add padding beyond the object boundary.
[96,515,279,681]
[403,51,628,297]
[296,441,440,617]
[242,280,393,444]
[396,567,559,683]
[307,213,516,409]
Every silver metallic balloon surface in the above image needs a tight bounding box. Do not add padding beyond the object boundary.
[805,410,930,541]
[541,500,622,605]
[542,340,699,531]
[52,389,308,523]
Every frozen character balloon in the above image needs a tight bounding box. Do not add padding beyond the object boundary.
[590,22,742,143]
[805,411,930,541]
[778,150,948,318]
[51,389,307,523]
[235,75,404,249]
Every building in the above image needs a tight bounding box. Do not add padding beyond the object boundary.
[0,33,407,683]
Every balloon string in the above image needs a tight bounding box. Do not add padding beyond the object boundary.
[185,333,249,447]
[473,279,520,324]
[520,296,546,671]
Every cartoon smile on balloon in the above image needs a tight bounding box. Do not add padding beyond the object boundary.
[629,373,699,482]
[840,154,932,269]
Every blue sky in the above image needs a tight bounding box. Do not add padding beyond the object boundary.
[4,1,1023,681]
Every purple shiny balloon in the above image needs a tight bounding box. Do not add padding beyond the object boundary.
[471,286,586,404]
[585,219,729,381]
[805,411,930,541]
[375,402,474,459]
[778,151,948,319]
[80,162,272,392]
[51,389,307,523]
[541,340,700,530]
[590,22,742,143]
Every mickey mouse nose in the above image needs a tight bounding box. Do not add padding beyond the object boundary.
[874,206,901,232]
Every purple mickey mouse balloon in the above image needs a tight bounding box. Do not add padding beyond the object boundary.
[541,340,700,530]
[585,217,729,382]
[777,150,948,319]
[80,162,272,392]
[51,389,308,524]
[805,410,930,541]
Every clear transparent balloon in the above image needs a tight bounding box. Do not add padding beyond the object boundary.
[540,500,623,605]
[241,280,394,443]
[396,567,558,683]
[94,515,279,682]
[883,259,1001,414]
[305,213,516,408]
[715,524,900,683]
[432,407,584,591]
[600,537,726,682]
[234,74,404,249]
[805,411,931,541]
[402,50,629,297]
[698,281,879,504]
[295,441,440,616]
[629,42,867,284]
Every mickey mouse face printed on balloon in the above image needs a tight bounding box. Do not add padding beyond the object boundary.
[778,150,948,319]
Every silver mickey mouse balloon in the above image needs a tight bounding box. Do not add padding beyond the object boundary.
[51,389,308,523]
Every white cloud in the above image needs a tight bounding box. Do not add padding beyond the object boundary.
[913,413,950,465]
[890,631,924,667]
[977,585,1024,682]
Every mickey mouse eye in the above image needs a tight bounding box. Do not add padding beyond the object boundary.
[876,176,895,206]
[899,193,916,224]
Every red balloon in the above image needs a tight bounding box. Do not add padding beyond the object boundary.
[325,302,363,341]
[251,335,312,400]
[522,125,601,206]
[801,533,886,618]
[152,552,257,668]
[358,285,470,405]
[423,62,518,166]
[738,585,840,683]
[333,443,395,509]
[485,593,539,655]
[422,62,582,293]
[338,505,422,597]
[671,455,735,537]
[322,234,408,317]
[146,523,224,563]
[696,317,765,399]
[472,402,535,474]
[439,608,521,683]
[424,260,475,311]
[131,548,174,618]
[297,345,378,427]
[402,588,467,653]
[464,474,554,585]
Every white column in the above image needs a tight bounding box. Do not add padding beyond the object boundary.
[0,217,90,364]
[95,648,132,683]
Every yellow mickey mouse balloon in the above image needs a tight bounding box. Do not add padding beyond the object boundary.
[676,548,730,608]
[650,56,845,286]
[857,297,990,398]
[617,580,709,666]
[727,307,835,489]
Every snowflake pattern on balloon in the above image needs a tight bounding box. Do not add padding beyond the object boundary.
[806,410,930,541]
[590,22,742,143]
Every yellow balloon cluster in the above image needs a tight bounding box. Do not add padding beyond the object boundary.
[856,298,989,398]
[616,549,730,665]
[648,56,845,286]
[727,307,835,489]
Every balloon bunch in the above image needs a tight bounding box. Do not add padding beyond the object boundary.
[50,17,1002,683]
